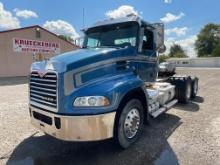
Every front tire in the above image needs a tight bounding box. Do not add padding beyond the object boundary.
[116,99,144,149]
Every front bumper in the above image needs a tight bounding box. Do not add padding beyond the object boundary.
[30,106,116,141]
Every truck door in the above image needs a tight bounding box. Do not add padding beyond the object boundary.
[137,27,158,82]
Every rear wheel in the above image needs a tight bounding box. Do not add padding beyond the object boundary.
[191,77,199,98]
[116,99,144,149]
[169,76,192,104]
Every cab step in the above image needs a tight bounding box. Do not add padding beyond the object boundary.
[151,99,178,118]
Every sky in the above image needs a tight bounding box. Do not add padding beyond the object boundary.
[0,0,220,57]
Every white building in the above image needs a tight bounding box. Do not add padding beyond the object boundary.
[168,57,220,67]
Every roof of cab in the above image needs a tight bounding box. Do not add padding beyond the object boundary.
[83,15,152,31]
[94,15,140,27]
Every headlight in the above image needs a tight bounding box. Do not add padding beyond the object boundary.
[73,96,110,107]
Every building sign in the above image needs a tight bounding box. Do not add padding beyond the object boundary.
[13,38,60,54]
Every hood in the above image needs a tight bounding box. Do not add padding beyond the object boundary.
[31,48,136,73]
[31,47,136,73]
[52,48,117,66]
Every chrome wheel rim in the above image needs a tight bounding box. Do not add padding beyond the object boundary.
[186,83,191,99]
[124,108,140,139]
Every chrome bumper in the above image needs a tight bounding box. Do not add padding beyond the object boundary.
[30,106,116,141]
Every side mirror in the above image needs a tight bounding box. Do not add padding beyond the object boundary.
[158,45,166,54]
[152,23,165,53]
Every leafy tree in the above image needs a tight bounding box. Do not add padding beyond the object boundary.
[58,35,74,42]
[169,44,187,58]
[159,54,169,63]
[212,43,220,57]
[195,23,220,57]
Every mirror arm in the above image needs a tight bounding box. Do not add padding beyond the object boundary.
[138,28,145,53]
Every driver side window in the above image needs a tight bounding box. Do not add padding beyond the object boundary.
[142,29,154,52]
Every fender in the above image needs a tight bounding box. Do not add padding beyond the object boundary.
[58,72,148,115]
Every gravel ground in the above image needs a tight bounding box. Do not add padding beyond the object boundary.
[0,68,220,165]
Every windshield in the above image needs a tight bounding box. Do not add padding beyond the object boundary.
[83,22,138,48]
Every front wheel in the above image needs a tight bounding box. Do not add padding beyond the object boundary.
[116,99,144,149]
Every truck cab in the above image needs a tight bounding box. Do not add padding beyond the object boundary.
[29,15,198,148]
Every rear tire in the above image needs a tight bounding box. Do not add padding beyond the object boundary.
[115,99,144,149]
[191,77,199,98]
[169,76,192,104]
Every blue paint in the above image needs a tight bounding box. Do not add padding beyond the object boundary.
[58,73,145,115]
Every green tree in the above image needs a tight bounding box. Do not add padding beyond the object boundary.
[58,35,73,42]
[169,44,187,58]
[159,54,169,63]
[195,23,220,57]
[212,43,220,57]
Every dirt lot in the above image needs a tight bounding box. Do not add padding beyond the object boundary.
[1,68,220,165]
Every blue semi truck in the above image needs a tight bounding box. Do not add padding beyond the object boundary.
[29,15,198,148]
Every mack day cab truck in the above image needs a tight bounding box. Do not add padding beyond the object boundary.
[29,15,199,148]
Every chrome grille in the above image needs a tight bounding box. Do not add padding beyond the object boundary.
[30,71,57,111]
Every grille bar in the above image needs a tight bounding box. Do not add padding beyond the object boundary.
[31,97,57,107]
[31,74,56,78]
[30,93,56,103]
[30,77,56,83]
[29,71,57,111]
[30,89,56,97]
[30,82,56,88]
[31,85,56,92]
